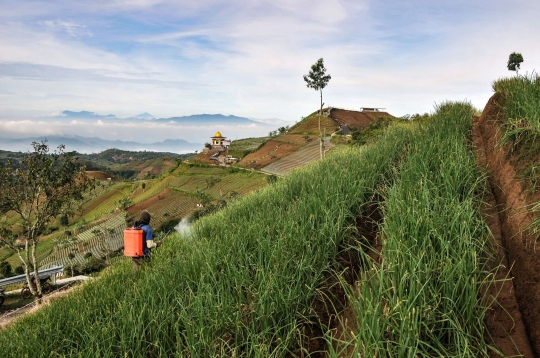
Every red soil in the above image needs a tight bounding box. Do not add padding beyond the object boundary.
[272,134,317,145]
[328,108,393,129]
[239,140,301,169]
[474,93,540,357]
[473,110,534,357]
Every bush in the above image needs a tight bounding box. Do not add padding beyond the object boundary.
[72,264,82,276]
[266,174,278,184]
[14,266,24,275]
[0,261,13,278]
[60,214,69,227]
[81,257,106,275]
[42,226,58,235]
[158,219,180,233]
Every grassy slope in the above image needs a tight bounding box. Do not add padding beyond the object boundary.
[227,136,269,159]
[0,105,495,357]
[331,102,492,356]
[0,120,413,357]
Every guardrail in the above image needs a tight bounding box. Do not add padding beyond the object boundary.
[0,265,64,287]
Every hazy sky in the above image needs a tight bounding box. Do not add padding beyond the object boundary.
[0,0,539,143]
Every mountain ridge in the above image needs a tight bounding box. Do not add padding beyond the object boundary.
[59,110,269,125]
[0,134,202,154]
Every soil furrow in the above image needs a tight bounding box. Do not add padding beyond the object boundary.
[293,197,382,357]
[473,94,537,357]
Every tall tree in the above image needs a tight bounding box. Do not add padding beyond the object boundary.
[507,52,524,75]
[304,58,331,158]
[0,141,92,298]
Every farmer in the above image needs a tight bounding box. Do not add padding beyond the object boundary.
[132,210,161,271]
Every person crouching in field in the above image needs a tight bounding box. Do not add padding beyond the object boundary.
[132,210,161,271]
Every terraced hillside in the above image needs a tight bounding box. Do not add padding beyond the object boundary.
[0,161,268,274]
[238,134,318,169]
[243,109,396,172]
[260,137,334,176]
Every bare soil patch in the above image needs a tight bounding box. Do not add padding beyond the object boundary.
[474,93,540,356]
[239,140,300,169]
[329,109,393,130]
[272,134,316,145]
[192,149,222,165]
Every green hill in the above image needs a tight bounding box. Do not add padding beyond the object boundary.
[0,101,498,357]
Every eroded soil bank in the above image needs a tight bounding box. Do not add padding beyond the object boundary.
[474,93,540,357]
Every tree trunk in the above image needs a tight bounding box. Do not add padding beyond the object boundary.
[31,239,43,298]
[319,88,325,159]
[21,240,36,296]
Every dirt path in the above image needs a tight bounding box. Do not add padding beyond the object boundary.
[473,93,540,357]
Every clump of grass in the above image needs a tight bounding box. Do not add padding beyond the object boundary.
[493,73,540,150]
[329,102,494,356]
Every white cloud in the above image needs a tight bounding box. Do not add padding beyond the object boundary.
[0,118,274,145]
[0,0,539,127]
[42,20,92,37]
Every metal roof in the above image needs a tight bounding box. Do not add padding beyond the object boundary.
[0,265,64,287]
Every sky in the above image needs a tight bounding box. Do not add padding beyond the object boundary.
[0,0,539,145]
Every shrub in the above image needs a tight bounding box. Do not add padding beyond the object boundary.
[0,261,12,278]
[158,219,180,233]
[266,174,278,184]
[81,257,106,275]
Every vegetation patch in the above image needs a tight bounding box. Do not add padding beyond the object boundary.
[330,102,493,356]
[493,73,540,191]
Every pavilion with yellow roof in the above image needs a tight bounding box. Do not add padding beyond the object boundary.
[210,131,230,148]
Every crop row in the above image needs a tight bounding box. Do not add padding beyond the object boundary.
[330,102,493,356]
[261,138,330,176]
[145,197,199,228]
[131,176,174,204]
[40,215,126,268]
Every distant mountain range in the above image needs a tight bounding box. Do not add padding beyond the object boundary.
[59,110,269,125]
[0,135,202,154]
